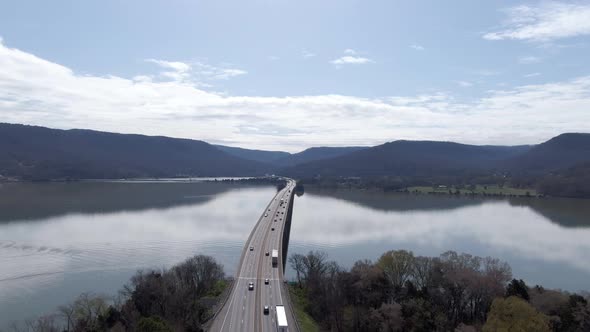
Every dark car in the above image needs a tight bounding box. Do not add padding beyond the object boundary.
[271,228,275,231]
[250,246,254,251]
[263,305,269,315]
[248,282,254,291]
[265,278,270,285]
[265,251,269,256]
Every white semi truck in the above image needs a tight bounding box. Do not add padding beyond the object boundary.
[272,249,279,267]
[276,305,288,332]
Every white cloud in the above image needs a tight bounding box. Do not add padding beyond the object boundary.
[410,44,425,51]
[455,80,473,87]
[331,49,373,66]
[330,55,373,65]
[475,69,501,76]
[302,50,316,59]
[484,2,590,41]
[518,56,541,64]
[146,58,246,83]
[524,72,541,78]
[0,39,589,151]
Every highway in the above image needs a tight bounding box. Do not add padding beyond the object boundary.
[209,179,298,332]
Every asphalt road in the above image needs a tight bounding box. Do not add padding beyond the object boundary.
[210,179,297,332]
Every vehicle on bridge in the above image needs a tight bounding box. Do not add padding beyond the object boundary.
[276,305,288,331]
[272,249,279,267]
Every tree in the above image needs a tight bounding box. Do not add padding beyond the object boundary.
[57,304,75,332]
[368,303,403,332]
[411,256,435,290]
[506,279,529,301]
[483,296,550,332]
[377,250,415,297]
[137,316,174,332]
[288,253,306,288]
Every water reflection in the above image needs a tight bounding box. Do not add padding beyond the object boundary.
[0,181,240,223]
[289,187,590,292]
[0,182,275,328]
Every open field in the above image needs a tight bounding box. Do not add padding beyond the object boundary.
[406,184,538,197]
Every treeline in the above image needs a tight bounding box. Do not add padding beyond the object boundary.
[9,255,225,332]
[299,174,590,199]
[289,250,590,331]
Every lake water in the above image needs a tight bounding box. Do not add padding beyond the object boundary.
[1,182,589,328]
[287,187,590,293]
[0,181,275,328]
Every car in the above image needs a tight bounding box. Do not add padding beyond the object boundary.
[263,305,269,315]
[271,227,275,231]
[265,278,270,284]
[265,251,269,256]
[248,282,254,290]
[250,246,254,251]
[264,214,268,217]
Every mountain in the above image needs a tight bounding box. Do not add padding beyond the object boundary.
[214,145,290,164]
[503,133,590,174]
[216,144,367,167]
[0,123,268,180]
[283,140,531,178]
[275,146,367,167]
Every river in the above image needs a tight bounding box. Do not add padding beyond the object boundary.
[1,181,589,328]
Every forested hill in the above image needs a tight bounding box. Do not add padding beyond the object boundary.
[283,140,532,177]
[503,133,590,173]
[2,123,590,198]
[274,146,367,167]
[216,145,367,167]
[214,144,290,164]
[0,123,269,180]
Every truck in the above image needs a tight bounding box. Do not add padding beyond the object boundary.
[276,305,288,332]
[271,249,279,268]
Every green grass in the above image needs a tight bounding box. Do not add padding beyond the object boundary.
[407,184,537,197]
[288,284,320,332]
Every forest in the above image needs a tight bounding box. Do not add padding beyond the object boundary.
[288,250,590,332]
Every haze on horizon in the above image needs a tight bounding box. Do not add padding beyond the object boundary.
[1,0,590,152]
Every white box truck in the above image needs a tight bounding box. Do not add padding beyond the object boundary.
[272,249,279,268]
[276,305,288,332]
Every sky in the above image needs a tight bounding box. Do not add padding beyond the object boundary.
[0,0,589,152]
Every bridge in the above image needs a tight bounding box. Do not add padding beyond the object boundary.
[209,178,299,331]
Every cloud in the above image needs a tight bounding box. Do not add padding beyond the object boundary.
[146,58,246,83]
[455,80,473,87]
[331,49,374,66]
[302,50,316,59]
[0,39,589,151]
[330,56,373,65]
[475,69,501,77]
[524,72,541,78]
[484,2,590,41]
[267,55,280,61]
[518,56,541,64]
[410,44,425,51]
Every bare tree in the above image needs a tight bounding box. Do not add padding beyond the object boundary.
[377,250,415,297]
[57,303,75,332]
[288,253,306,287]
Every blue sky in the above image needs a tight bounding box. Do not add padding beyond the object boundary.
[1,0,590,151]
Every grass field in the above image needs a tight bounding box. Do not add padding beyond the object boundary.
[406,184,537,197]
[288,284,320,332]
